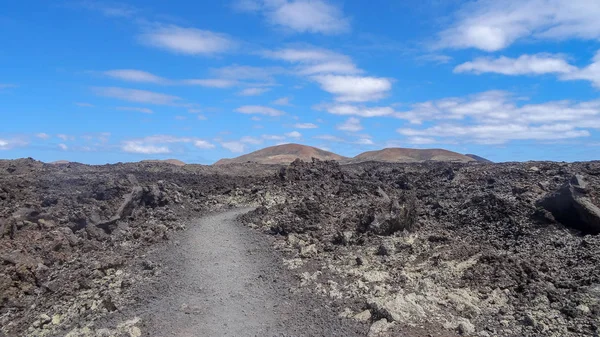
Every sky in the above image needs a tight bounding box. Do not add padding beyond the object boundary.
[1,0,600,164]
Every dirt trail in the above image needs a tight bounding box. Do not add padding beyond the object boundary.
[136,208,366,337]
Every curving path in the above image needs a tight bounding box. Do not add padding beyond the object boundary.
[137,208,366,337]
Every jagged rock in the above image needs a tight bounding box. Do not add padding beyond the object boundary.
[353,309,372,322]
[359,196,417,236]
[300,244,318,258]
[368,318,393,337]
[538,174,600,234]
[376,239,396,256]
[368,293,426,322]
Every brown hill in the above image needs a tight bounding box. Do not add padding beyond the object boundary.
[214,143,347,165]
[141,159,186,166]
[349,148,476,164]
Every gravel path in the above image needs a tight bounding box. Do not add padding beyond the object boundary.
[136,208,367,337]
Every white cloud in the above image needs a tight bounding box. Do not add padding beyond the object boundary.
[93,87,181,105]
[75,102,94,107]
[262,134,286,141]
[235,0,350,34]
[562,50,600,88]
[336,117,363,132]
[58,143,68,151]
[455,50,600,89]
[194,140,216,149]
[36,133,50,140]
[395,91,600,144]
[116,106,154,114]
[210,65,282,83]
[294,123,318,129]
[326,104,395,117]
[264,48,361,75]
[355,137,374,145]
[285,131,302,138]
[455,54,577,75]
[122,142,171,154]
[183,78,238,88]
[57,134,74,141]
[236,105,284,116]
[240,136,263,144]
[407,137,437,145]
[140,25,234,55]
[438,0,600,51]
[314,134,344,142]
[104,69,166,83]
[221,141,246,153]
[399,123,589,144]
[272,97,291,106]
[238,87,270,96]
[79,2,137,18]
[121,135,214,154]
[312,75,392,102]
[0,138,27,150]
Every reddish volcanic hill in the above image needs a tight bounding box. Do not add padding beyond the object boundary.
[349,148,476,163]
[141,159,186,166]
[214,143,347,165]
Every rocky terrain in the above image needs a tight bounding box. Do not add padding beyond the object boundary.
[241,159,600,336]
[1,156,599,336]
[0,159,275,337]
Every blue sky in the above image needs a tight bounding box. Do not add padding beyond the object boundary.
[1,0,599,164]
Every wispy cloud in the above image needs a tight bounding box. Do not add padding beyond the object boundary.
[93,87,181,105]
[396,91,600,144]
[236,105,285,116]
[294,123,318,129]
[238,87,270,96]
[116,106,154,114]
[234,0,350,35]
[122,135,215,154]
[336,117,363,132]
[0,138,28,150]
[437,0,600,51]
[454,54,576,75]
[324,104,395,117]
[272,97,291,106]
[74,102,95,107]
[285,131,302,138]
[221,141,246,153]
[139,25,234,55]
[455,51,600,88]
[183,78,238,88]
[264,47,361,75]
[104,69,167,83]
[312,75,392,102]
[78,1,137,18]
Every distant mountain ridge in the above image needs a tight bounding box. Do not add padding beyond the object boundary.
[214,144,485,165]
[141,159,187,166]
[346,148,476,164]
[465,154,493,163]
[214,144,347,165]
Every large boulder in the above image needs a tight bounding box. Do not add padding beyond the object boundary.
[359,195,418,236]
[538,175,600,235]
